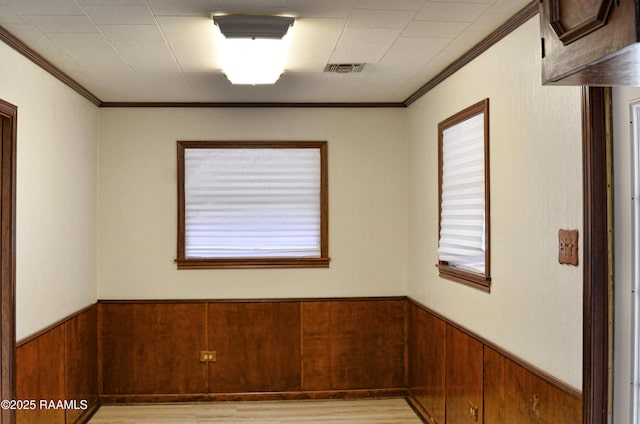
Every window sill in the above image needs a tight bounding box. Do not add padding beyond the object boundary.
[177,257,331,270]
[437,263,491,292]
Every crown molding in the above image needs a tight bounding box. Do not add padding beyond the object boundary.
[0,25,101,106]
[99,101,405,108]
[403,1,539,106]
[0,1,538,109]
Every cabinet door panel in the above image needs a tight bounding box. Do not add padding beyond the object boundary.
[541,0,640,85]
[548,0,614,45]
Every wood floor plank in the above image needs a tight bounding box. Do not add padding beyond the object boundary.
[88,398,423,423]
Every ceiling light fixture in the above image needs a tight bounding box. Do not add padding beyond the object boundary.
[213,15,294,85]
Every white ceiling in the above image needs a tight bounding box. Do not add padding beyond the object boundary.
[0,0,532,103]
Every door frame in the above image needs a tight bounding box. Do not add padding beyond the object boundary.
[0,99,17,424]
[582,86,611,424]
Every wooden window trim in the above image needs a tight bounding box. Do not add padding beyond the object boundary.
[176,140,329,269]
[436,263,491,293]
[437,99,491,291]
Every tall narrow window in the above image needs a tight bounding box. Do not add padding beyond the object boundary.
[437,99,490,291]
[177,140,329,269]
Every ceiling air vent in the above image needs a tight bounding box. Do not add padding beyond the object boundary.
[324,63,365,73]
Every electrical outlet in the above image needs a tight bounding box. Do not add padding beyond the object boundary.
[199,351,217,362]
[468,402,478,422]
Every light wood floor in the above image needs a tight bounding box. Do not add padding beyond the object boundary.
[88,398,423,423]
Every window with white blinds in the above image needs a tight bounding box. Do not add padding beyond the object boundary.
[437,99,490,290]
[177,141,329,269]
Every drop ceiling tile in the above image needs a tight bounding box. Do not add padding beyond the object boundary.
[269,72,323,101]
[1,22,82,68]
[402,20,468,38]
[331,27,402,64]
[62,46,131,75]
[10,0,85,16]
[216,0,285,15]
[28,15,99,33]
[453,15,508,46]
[377,36,450,72]
[467,12,511,32]
[91,74,147,101]
[169,40,220,72]
[77,0,146,5]
[84,6,155,25]
[415,2,490,22]
[314,74,365,102]
[184,71,234,100]
[352,74,412,102]
[414,42,472,77]
[157,15,210,36]
[400,68,433,89]
[354,0,426,11]
[429,0,492,3]
[347,9,415,29]
[217,0,286,8]
[285,0,355,18]
[110,40,180,71]
[146,0,219,16]
[133,72,193,101]
[99,25,165,42]
[47,32,111,49]
[286,18,346,71]
[43,35,126,73]
[157,16,219,72]
[190,72,320,103]
[0,6,27,24]
[208,82,280,103]
[486,0,530,14]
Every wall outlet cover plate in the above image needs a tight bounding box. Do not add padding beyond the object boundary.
[558,229,579,266]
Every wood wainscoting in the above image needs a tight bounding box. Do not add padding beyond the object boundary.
[13,297,583,424]
[15,304,99,424]
[98,298,407,403]
[407,299,583,424]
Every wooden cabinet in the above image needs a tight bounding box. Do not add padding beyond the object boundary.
[540,0,640,85]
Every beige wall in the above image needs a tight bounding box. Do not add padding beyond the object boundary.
[0,42,98,340]
[407,17,583,389]
[97,108,408,299]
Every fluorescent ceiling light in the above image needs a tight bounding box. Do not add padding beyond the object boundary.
[213,15,294,85]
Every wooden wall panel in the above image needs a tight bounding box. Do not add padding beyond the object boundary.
[301,299,406,391]
[14,305,99,424]
[483,346,581,424]
[16,325,66,424]
[99,303,207,395]
[407,300,582,424]
[445,324,483,424]
[65,306,98,424]
[208,302,301,393]
[408,303,445,424]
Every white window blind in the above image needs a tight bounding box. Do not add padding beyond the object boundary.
[183,147,321,259]
[438,112,486,273]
